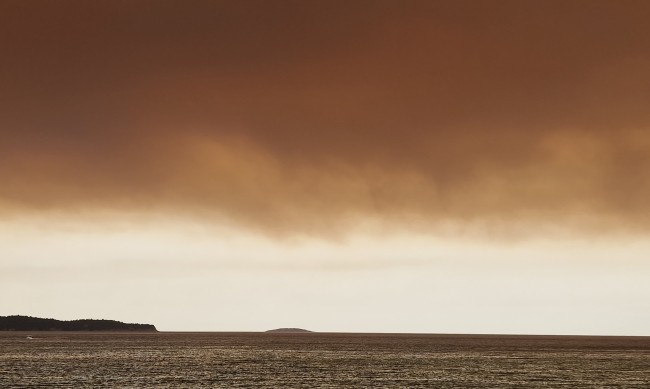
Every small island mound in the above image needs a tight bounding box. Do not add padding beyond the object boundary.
[265,328,313,333]
[0,315,157,332]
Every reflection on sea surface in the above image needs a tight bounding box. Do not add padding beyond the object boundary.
[1,332,649,388]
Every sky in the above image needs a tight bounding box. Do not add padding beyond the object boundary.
[1,0,649,334]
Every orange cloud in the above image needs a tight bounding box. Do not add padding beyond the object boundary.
[1,1,650,237]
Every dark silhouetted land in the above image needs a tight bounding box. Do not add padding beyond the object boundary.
[0,315,157,332]
[266,328,313,333]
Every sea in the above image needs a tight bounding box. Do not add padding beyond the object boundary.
[1,332,649,388]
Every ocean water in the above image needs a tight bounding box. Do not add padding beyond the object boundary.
[1,332,649,388]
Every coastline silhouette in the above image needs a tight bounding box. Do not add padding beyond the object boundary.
[0,315,157,332]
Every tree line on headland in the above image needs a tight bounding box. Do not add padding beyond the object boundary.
[0,315,157,331]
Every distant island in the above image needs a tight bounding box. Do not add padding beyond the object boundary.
[265,328,313,333]
[0,315,157,332]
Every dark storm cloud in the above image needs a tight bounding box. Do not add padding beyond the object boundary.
[1,0,650,234]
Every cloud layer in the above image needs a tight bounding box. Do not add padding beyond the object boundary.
[2,0,650,235]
